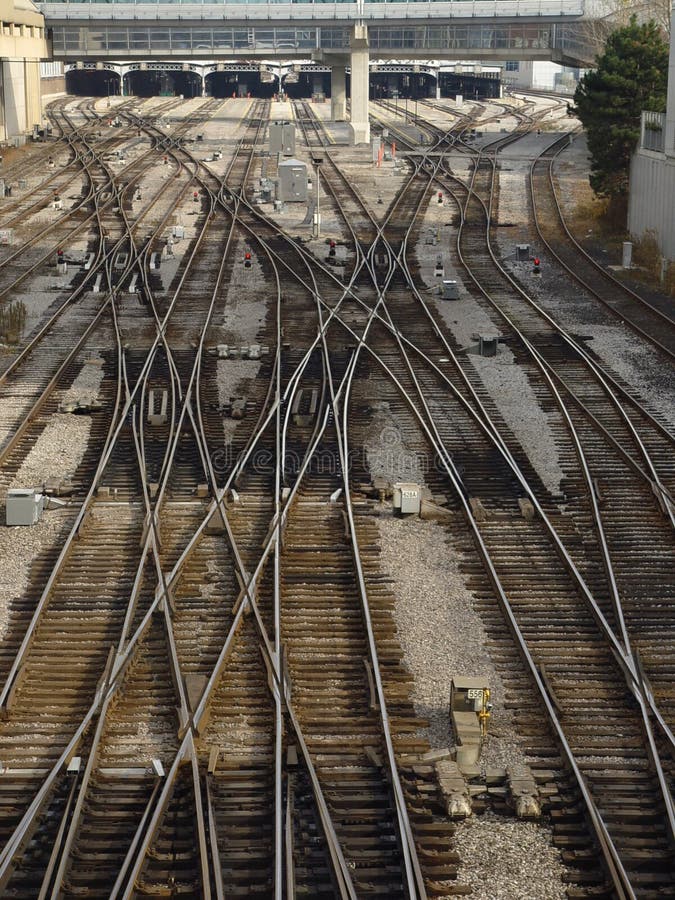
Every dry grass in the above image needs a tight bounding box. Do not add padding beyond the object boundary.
[565,192,610,232]
[633,230,662,278]
[626,231,675,298]
[0,300,26,344]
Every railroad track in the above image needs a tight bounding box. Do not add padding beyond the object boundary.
[292,99,675,896]
[0,94,672,899]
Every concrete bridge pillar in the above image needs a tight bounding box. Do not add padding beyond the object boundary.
[0,59,41,140]
[349,25,370,144]
[331,64,346,121]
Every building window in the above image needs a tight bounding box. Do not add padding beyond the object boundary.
[505,61,520,72]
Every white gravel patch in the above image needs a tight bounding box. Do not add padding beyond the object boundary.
[220,237,269,344]
[431,296,564,493]
[216,357,260,409]
[377,515,522,767]
[496,165,529,225]
[0,510,71,640]
[0,353,103,639]
[364,403,426,485]
[9,354,104,489]
[431,292,496,350]
[453,811,566,900]
[61,354,105,406]
[471,351,564,494]
[582,324,675,427]
[377,516,567,897]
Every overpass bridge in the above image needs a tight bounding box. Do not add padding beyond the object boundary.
[38,0,603,141]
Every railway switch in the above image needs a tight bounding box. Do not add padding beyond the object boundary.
[450,677,492,768]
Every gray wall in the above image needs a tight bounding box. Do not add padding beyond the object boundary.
[628,151,675,262]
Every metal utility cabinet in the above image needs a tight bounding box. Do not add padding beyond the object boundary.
[269,121,296,156]
[6,489,44,526]
[449,676,491,768]
[277,159,308,202]
[442,280,459,300]
[392,482,422,515]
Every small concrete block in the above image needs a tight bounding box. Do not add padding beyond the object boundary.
[205,507,226,535]
[419,499,453,522]
[196,483,209,498]
[518,497,536,520]
[469,497,489,522]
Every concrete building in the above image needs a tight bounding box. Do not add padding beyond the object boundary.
[502,59,580,93]
[40,58,64,99]
[628,4,675,264]
[0,0,49,141]
[38,0,601,143]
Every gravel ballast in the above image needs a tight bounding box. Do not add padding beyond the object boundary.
[376,515,566,898]
[1,354,105,638]
[10,355,104,489]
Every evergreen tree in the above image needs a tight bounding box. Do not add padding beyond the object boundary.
[573,16,668,201]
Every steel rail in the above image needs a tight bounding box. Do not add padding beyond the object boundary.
[0,100,251,882]
[95,99,357,896]
[534,132,675,343]
[0,105,213,710]
[274,103,664,892]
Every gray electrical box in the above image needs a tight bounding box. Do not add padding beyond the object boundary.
[516,244,530,261]
[269,121,296,156]
[393,482,422,515]
[277,159,308,202]
[6,489,44,526]
[442,280,460,300]
[479,335,499,357]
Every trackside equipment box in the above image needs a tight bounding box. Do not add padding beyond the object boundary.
[269,121,296,156]
[277,159,308,202]
[6,489,44,526]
